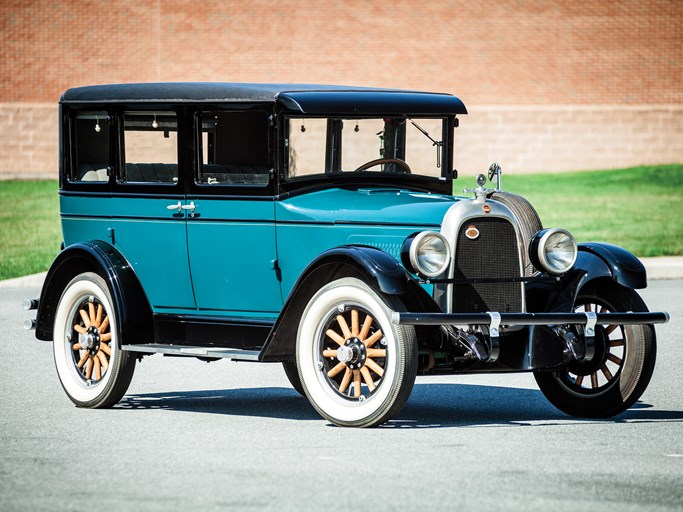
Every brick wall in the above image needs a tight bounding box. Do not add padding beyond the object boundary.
[0,104,57,178]
[456,105,683,176]
[1,0,681,177]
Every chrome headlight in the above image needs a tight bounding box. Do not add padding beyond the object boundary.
[529,228,578,275]
[401,231,451,277]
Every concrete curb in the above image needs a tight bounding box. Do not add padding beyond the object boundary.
[639,257,683,280]
[1,258,682,290]
[0,272,48,289]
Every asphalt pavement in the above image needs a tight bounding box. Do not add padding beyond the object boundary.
[1,280,681,511]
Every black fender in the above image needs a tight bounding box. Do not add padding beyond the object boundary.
[304,245,411,295]
[259,245,436,361]
[35,241,153,343]
[577,243,647,289]
[526,242,647,313]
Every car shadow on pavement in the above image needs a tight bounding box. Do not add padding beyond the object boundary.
[386,383,683,429]
[118,386,319,420]
[117,383,683,428]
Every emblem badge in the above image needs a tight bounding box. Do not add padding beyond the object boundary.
[482,204,491,214]
[465,225,480,240]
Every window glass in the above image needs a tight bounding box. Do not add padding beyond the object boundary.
[287,117,446,179]
[288,118,327,177]
[404,118,444,177]
[70,112,109,183]
[197,111,270,186]
[122,112,178,184]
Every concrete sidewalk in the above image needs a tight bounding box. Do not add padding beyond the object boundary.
[0,272,48,289]
[640,256,683,281]
[1,257,681,289]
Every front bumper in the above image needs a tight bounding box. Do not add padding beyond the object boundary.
[391,311,669,367]
[391,311,670,328]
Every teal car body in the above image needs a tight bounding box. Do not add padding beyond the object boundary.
[31,83,668,427]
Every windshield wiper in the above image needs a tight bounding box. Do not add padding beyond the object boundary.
[409,120,442,168]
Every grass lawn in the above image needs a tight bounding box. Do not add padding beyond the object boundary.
[0,164,681,280]
[503,164,683,257]
[0,180,61,280]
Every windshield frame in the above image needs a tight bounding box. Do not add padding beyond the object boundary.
[281,115,455,189]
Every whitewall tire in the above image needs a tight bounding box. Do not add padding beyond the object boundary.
[296,277,417,427]
[53,272,136,408]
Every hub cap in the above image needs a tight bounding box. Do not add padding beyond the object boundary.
[69,298,113,383]
[562,302,626,392]
[318,306,387,401]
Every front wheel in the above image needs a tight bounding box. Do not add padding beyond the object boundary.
[534,282,656,418]
[296,277,418,427]
[53,272,136,408]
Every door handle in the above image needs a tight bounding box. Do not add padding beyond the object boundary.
[166,201,182,213]
[182,201,196,217]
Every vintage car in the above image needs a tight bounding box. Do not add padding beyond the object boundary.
[26,83,668,427]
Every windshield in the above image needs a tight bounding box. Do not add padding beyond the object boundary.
[286,117,448,180]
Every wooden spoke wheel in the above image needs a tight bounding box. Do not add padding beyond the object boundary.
[319,306,388,401]
[559,302,626,393]
[296,277,417,428]
[53,273,136,408]
[534,282,656,418]
[69,297,113,383]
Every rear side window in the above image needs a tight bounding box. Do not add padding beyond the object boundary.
[121,112,178,184]
[197,111,270,186]
[70,112,110,183]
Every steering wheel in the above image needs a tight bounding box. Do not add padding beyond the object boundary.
[353,158,412,174]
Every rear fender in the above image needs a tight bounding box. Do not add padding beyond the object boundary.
[35,241,153,343]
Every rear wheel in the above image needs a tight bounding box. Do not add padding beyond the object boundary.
[53,272,136,408]
[296,277,418,427]
[282,361,304,396]
[534,282,656,418]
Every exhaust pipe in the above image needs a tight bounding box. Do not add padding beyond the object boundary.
[22,298,39,311]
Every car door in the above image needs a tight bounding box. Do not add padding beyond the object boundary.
[186,109,282,315]
[109,110,196,311]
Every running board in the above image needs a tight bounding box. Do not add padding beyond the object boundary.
[122,344,261,361]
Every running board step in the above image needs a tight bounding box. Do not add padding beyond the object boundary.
[122,344,260,361]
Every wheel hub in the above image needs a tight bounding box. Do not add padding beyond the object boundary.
[79,326,101,356]
[341,337,367,370]
[568,324,609,376]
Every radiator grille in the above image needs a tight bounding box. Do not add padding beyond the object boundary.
[452,217,523,313]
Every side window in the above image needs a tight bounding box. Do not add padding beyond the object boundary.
[122,112,178,184]
[287,118,327,178]
[197,111,270,186]
[70,112,110,183]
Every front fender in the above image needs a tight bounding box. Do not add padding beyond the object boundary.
[577,243,647,289]
[527,243,647,313]
[35,241,153,343]
[299,245,410,295]
[260,245,414,361]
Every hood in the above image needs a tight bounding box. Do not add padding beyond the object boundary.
[277,188,457,227]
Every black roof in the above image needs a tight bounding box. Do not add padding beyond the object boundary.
[60,82,467,115]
